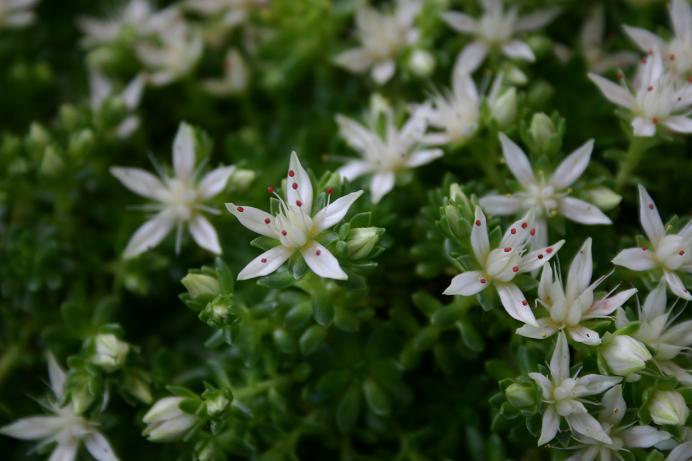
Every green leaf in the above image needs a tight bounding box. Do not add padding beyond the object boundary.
[313,298,334,326]
[336,385,361,433]
[362,378,390,416]
[299,325,327,355]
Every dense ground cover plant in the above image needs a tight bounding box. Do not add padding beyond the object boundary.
[0,0,691,460]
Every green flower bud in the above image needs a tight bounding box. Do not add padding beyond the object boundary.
[505,67,527,85]
[588,187,622,211]
[346,227,383,259]
[70,371,96,415]
[182,273,220,299]
[649,390,689,426]
[229,168,256,191]
[124,372,153,404]
[408,49,435,78]
[59,104,81,131]
[68,129,94,159]
[202,389,232,419]
[601,335,651,376]
[198,294,235,328]
[143,397,198,441]
[530,113,555,146]
[91,333,130,372]
[505,382,537,409]
[490,88,517,127]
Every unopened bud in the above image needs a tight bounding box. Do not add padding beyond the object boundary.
[601,335,651,376]
[588,187,622,211]
[346,227,382,259]
[490,88,517,127]
[228,168,256,191]
[143,397,198,441]
[181,273,220,299]
[91,333,130,372]
[506,382,537,409]
[203,389,232,419]
[198,294,234,328]
[40,146,64,176]
[408,49,436,77]
[530,113,555,146]
[649,390,689,426]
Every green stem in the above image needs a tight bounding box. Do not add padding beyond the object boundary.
[234,377,290,400]
[471,143,504,191]
[0,344,21,389]
[615,137,651,192]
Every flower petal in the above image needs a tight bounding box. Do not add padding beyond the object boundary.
[471,207,490,264]
[237,246,294,280]
[529,372,552,399]
[313,191,364,233]
[638,184,665,243]
[123,212,175,258]
[479,194,524,216]
[515,8,560,32]
[405,149,443,168]
[550,331,570,382]
[516,318,557,340]
[538,263,553,301]
[334,48,373,73]
[549,139,594,190]
[48,441,79,461]
[173,122,196,180]
[671,0,692,38]
[189,215,221,254]
[632,116,656,137]
[121,73,145,109]
[663,115,692,133]
[612,247,656,271]
[287,151,314,211]
[440,11,476,33]
[498,133,535,184]
[520,240,564,273]
[558,197,611,225]
[198,166,236,198]
[337,160,372,181]
[587,288,638,318]
[600,385,626,426]
[501,40,535,61]
[47,352,66,400]
[620,425,671,448]
[301,241,347,280]
[110,167,167,201]
[443,270,488,296]
[623,25,663,53]
[85,431,119,461]
[225,203,277,238]
[371,60,395,84]
[568,325,601,345]
[664,270,692,300]
[537,406,559,446]
[496,283,538,326]
[587,73,634,109]
[336,114,378,156]
[576,374,621,397]
[667,441,692,461]
[566,238,593,299]
[454,41,488,74]
[566,412,611,444]
[0,416,63,440]
[370,171,395,203]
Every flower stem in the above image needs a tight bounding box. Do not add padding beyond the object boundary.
[615,137,651,192]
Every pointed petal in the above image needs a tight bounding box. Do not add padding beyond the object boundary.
[48,441,79,461]
[663,115,692,133]
[225,203,277,238]
[516,318,557,340]
[443,270,488,296]
[313,191,364,232]
[110,167,167,201]
[566,238,593,299]
[587,73,634,109]
[520,240,565,273]
[479,194,523,215]
[454,41,488,74]
[237,246,293,280]
[642,282,667,319]
[538,263,553,301]
[515,8,560,32]
[549,139,594,190]
[47,352,66,400]
[334,48,373,72]
[671,0,692,38]
[587,288,638,318]
[533,217,548,250]
[638,184,665,243]
[501,214,533,249]
[405,149,443,168]
[198,166,236,198]
[123,212,175,258]
[498,133,535,184]
[600,385,626,425]
[612,247,656,271]
[0,416,62,440]
[301,241,347,280]
[85,432,118,461]
[440,11,476,33]
[501,40,535,61]
[667,441,692,461]
[370,171,395,203]
[621,425,671,448]
[623,25,663,53]
[664,270,692,300]
[173,122,196,180]
[558,197,612,225]
[550,331,570,382]
[336,114,378,155]
[632,117,656,137]
[371,60,395,84]
[566,412,612,444]
[121,73,145,109]
[471,207,490,264]
[576,374,621,397]
[568,325,601,345]
[537,406,559,446]
[189,215,221,254]
[287,151,313,211]
[496,283,538,326]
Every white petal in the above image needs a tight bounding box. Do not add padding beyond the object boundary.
[632,117,656,137]
[558,197,612,225]
[173,122,196,180]
[301,241,347,280]
[516,318,557,340]
[620,425,670,448]
[623,25,663,53]
[85,431,119,461]
[47,352,66,400]
[550,139,594,190]
[664,270,692,300]
[498,133,535,184]
[566,238,593,299]
[671,0,692,38]
[334,48,373,73]
[663,115,692,133]
[587,73,634,109]
[336,114,378,155]
[520,240,564,273]
[568,325,601,345]
[443,270,489,296]
[538,263,553,301]
[515,8,560,32]
[110,167,166,201]
[48,441,79,461]
[454,41,488,74]
[566,412,612,444]
[612,247,656,271]
[537,406,559,446]
[529,372,552,400]
[667,441,692,461]
[123,212,175,258]
[189,215,221,254]
[576,374,621,396]
[0,416,62,440]
[586,288,638,318]
[405,149,443,168]
[638,185,665,244]
[642,282,667,319]
[198,166,236,198]
[225,203,277,238]
[550,331,570,382]
[237,246,294,280]
[600,385,626,426]
[496,283,538,326]
[533,217,548,250]
[500,214,533,249]
[287,151,313,211]
[501,40,535,61]
[371,60,396,84]
[440,11,476,33]
[479,194,524,216]
[471,207,490,264]
[337,160,372,181]
[370,171,395,203]
[121,73,145,109]
[313,191,364,233]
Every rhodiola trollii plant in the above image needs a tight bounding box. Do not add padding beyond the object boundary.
[0,0,690,460]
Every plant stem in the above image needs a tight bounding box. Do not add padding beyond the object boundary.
[615,137,650,192]
[0,344,21,389]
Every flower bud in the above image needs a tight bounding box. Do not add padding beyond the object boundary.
[124,372,153,404]
[70,371,97,415]
[181,273,220,299]
[346,227,382,259]
[40,146,64,177]
[202,389,232,419]
[601,335,652,376]
[68,129,95,159]
[228,168,256,191]
[490,88,517,127]
[506,67,527,85]
[91,333,129,372]
[649,390,689,426]
[198,294,234,328]
[530,113,556,147]
[408,49,435,77]
[28,122,51,150]
[143,397,198,441]
[505,382,537,409]
[588,187,622,211]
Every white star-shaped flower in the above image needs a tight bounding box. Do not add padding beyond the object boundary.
[202,48,249,96]
[517,238,637,345]
[530,332,622,446]
[336,100,442,203]
[480,133,611,250]
[334,0,422,84]
[111,122,235,258]
[589,49,692,137]
[89,71,146,139]
[565,384,670,460]
[441,0,559,74]
[612,185,692,300]
[226,151,363,281]
[0,0,38,29]
[0,354,118,461]
[443,206,564,326]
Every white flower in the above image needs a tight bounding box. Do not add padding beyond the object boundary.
[529,332,622,446]
[589,50,692,137]
[226,151,363,281]
[443,206,564,326]
[566,385,670,460]
[517,238,637,345]
[111,122,236,258]
[143,396,197,441]
[624,0,692,78]
[91,334,130,372]
[184,0,264,28]
[612,185,692,300]
[441,0,559,74]
[334,0,422,84]
[0,353,118,461]
[649,390,690,426]
[336,99,442,203]
[579,5,637,73]
[0,0,38,29]
[89,71,146,138]
[136,21,203,86]
[480,133,611,250]
[668,441,692,461]
[202,48,249,96]
[600,334,652,377]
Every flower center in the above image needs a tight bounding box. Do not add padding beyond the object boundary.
[478,11,514,44]
[163,178,199,220]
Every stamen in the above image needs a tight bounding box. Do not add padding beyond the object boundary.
[480,278,487,284]
[315,249,321,256]
[521,300,528,306]
[669,53,676,60]
[292,182,298,190]
[237,206,244,212]
[512,266,519,272]
[326,187,333,195]
[546,248,553,254]
[475,219,481,226]
[281,230,287,236]
[652,117,658,124]
[288,169,295,177]
[679,250,686,256]
[267,186,275,194]
[642,245,648,251]
[647,85,653,92]
[261,258,267,263]
[264,218,271,224]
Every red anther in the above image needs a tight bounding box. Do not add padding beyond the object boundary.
[512,266,519,273]
[652,117,659,124]
[237,206,244,212]
[261,258,267,263]
[315,249,322,256]
[288,169,295,177]
[521,300,528,306]
[296,200,303,207]
[537,254,544,259]
[647,85,653,91]
[688,76,692,83]
[281,230,287,236]
[475,219,481,226]
[530,228,536,236]
[546,248,553,254]
[648,203,654,209]
[521,222,528,229]
[480,278,487,284]
[670,53,676,60]
[642,245,648,251]
[504,247,512,253]
[641,57,648,64]
[679,250,686,256]
[510,228,517,234]
[292,182,298,190]
[326,187,334,195]
[264,218,271,224]
[267,186,275,194]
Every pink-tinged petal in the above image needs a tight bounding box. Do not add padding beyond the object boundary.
[550,139,594,190]
[198,166,236,198]
[123,212,175,258]
[664,270,692,300]
[110,167,167,201]
[442,270,488,296]
[47,352,66,400]
[405,149,443,168]
[576,374,621,396]
[85,431,118,461]
[587,288,638,318]
[454,41,488,74]
[337,160,372,181]
[587,73,634,109]
[623,25,664,53]
[568,325,601,345]
[0,416,63,440]
[501,40,535,61]
[566,238,593,299]
[498,133,535,184]
[470,207,490,264]
[537,406,559,446]
[566,412,612,445]
[371,60,395,84]
[520,240,565,273]
[172,122,196,180]
[638,185,665,243]
[663,115,692,133]
[558,197,612,225]
[632,117,656,137]
[301,241,347,280]
[334,48,373,73]
[515,8,560,32]
[370,171,395,203]
[189,215,221,254]
[336,114,378,155]
[479,194,523,216]
[671,0,692,38]
[225,203,277,238]
[496,283,538,326]
[440,11,476,33]
[237,246,294,280]
[287,151,313,211]
[313,191,364,233]
[550,331,570,382]
[48,441,79,461]
[621,425,671,448]
[612,248,656,271]
[516,318,557,339]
